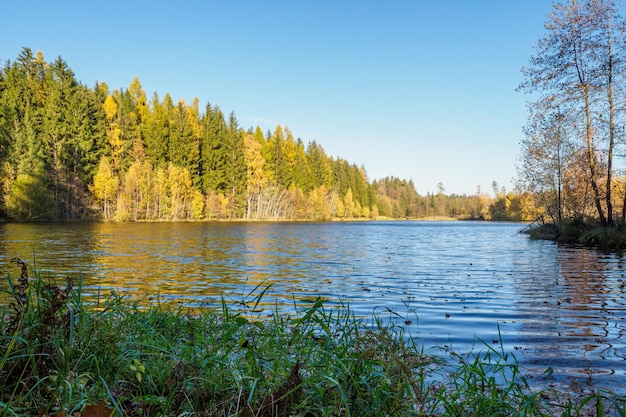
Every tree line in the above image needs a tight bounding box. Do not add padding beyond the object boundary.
[518,0,626,228]
[0,48,530,222]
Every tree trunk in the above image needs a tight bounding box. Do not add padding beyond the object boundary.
[606,15,615,226]
[583,85,607,225]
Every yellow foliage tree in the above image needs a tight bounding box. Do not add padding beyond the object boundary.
[190,189,205,219]
[343,188,355,219]
[370,204,379,219]
[103,95,117,121]
[103,94,124,172]
[90,157,119,220]
[243,132,267,219]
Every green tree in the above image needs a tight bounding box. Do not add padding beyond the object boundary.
[168,98,199,173]
[5,173,53,221]
[306,141,333,189]
[142,92,170,166]
[265,125,294,188]
[200,104,228,192]
[292,138,313,192]
[224,112,246,218]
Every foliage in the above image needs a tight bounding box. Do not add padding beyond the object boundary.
[518,0,626,229]
[515,0,626,249]
[522,217,626,249]
[5,172,53,221]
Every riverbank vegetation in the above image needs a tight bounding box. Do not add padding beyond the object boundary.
[0,48,537,223]
[518,0,626,248]
[2,260,624,416]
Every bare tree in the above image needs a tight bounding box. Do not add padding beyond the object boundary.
[519,98,575,223]
[519,0,626,226]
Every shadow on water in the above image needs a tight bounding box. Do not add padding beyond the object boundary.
[1,221,625,396]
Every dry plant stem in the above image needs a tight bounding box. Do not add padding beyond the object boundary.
[9,257,29,325]
[1,258,29,377]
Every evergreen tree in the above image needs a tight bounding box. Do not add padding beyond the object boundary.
[200,104,227,192]
[142,92,170,166]
[168,99,194,168]
[224,112,246,218]
[306,140,333,189]
[292,137,312,192]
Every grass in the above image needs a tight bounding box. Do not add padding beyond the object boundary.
[524,218,626,249]
[1,260,625,416]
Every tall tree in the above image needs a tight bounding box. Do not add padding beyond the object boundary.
[142,92,169,166]
[223,112,246,218]
[519,98,576,223]
[519,0,626,226]
[292,137,312,192]
[243,131,267,219]
[90,156,119,220]
[306,140,333,189]
[127,76,148,162]
[168,99,195,170]
[200,104,227,192]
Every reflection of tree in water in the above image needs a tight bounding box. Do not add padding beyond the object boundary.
[0,223,100,295]
[90,223,250,303]
[89,222,319,309]
[515,245,626,395]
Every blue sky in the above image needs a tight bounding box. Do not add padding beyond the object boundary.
[1,1,555,196]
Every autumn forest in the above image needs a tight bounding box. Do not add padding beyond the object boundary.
[0,48,533,223]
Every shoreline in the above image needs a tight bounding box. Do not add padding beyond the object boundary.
[1,268,622,416]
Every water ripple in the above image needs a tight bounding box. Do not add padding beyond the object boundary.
[1,221,625,395]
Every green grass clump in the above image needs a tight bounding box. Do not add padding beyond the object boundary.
[1,260,625,416]
[524,218,626,249]
[578,225,626,249]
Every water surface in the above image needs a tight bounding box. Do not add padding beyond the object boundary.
[1,221,624,395]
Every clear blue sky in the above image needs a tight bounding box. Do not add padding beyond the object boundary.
[1,1,555,196]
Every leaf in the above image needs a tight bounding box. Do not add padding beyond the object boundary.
[543,366,554,377]
[235,316,248,325]
[81,400,115,417]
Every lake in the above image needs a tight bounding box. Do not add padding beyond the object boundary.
[1,221,625,396]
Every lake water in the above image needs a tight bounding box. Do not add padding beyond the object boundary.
[1,221,625,396]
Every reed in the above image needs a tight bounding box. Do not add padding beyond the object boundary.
[1,261,624,416]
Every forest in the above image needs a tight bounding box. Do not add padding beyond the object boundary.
[0,48,532,222]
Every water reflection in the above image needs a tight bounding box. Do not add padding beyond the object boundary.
[0,223,101,279]
[512,244,626,395]
[1,221,625,396]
